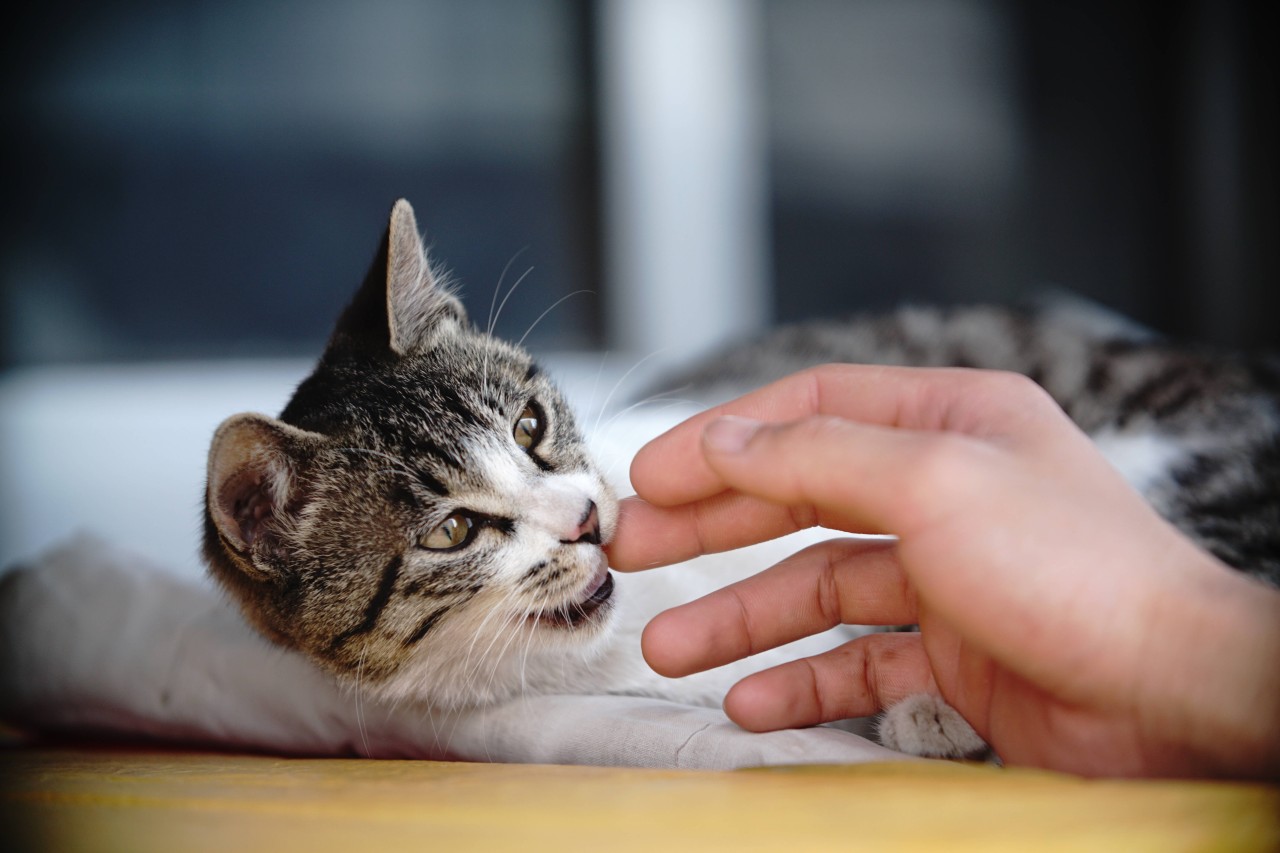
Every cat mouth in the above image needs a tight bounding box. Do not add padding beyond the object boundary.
[534,563,614,630]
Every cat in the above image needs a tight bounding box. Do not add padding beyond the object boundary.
[204,199,1280,762]
[203,199,846,724]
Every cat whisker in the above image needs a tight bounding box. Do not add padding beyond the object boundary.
[482,604,533,703]
[515,290,593,350]
[486,590,537,685]
[354,644,372,759]
[590,348,671,437]
[488,259,535,339]
[584,351,609,425]
[457,618,514,709]
[482,250,531,399]
[508,589,550,698]
[595,395,701,480]
[483,585,546,702]
[487,247,531,338]
[457,589,524,698]
[422,702,447,759]
[597,391,697,435]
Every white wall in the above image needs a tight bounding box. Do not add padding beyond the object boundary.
[599,0,771,365]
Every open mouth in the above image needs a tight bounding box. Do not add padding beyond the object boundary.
[535,564,614,629]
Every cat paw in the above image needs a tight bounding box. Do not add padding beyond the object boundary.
[876,693,989,759]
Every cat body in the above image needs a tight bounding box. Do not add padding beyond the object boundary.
[666,304,1280,586]
[204,200,1279,761]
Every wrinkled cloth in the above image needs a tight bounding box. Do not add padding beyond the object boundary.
[0,535,911,769]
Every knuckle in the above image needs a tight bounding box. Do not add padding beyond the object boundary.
[787,413,849,444]
[812,546,843,628]
[690,497,715,557]
[805,363,848,384]
[974,369,1057,414]
[786,502,820,533]
[727,585,760,658]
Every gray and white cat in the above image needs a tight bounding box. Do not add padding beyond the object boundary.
[204,200,1280,761]
[665,302,1280,587]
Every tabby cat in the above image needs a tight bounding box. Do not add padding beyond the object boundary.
[204,200,1280,760]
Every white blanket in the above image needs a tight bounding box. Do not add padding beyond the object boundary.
[0,535,912,769]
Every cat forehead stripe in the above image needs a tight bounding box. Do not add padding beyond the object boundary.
[410,436,465,471]
[432,384,490,431]
[414,470,449,498]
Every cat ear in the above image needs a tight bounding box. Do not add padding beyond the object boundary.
[331,198,467,356]
[385,199,467,353]
[205,413,322,581]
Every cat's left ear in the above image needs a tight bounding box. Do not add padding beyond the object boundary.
[205,413,323,581]
[331,198,467,356]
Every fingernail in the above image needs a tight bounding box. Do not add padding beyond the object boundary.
[703,416,761,454]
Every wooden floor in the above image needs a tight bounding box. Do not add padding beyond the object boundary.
[2,746,1277,852]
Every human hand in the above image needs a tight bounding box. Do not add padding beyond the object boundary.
[606,365,1280,779]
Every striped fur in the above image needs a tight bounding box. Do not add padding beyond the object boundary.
[660,302,1280,587]
[204,201,620,709]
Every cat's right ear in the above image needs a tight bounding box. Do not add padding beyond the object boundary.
[205,413,322,581]
[330,198,467,356]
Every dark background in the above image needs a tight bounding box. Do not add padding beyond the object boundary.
[3,0,1276,367]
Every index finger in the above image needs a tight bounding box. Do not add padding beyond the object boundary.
[641,537,914,678]
[631,364,1048,507]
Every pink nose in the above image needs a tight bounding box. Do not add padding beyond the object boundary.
[564,501,600,545]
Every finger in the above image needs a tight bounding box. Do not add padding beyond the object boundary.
[609,417,990,571]
[640,537,914,677]
[606,493,816,572]
[698,414,1009,542]
[632,364,1056,507]
[641,539,914,677]
[724,632,939,731]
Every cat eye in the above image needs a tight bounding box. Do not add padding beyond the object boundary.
[514,402,546,450]
[420,513,474,551]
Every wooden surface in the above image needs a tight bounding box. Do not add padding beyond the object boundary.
[2,746,1277,852]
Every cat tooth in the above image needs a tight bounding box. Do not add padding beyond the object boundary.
[579,562,610,600]
[535,563,614,630]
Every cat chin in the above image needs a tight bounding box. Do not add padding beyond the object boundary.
[527,559,614,632]
[367,618,620,710]
[362,577,622,709]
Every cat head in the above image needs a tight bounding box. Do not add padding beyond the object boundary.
[203,199,618,708]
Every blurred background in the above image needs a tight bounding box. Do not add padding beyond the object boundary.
[6,0,1278,365]
[2,0,1277,570]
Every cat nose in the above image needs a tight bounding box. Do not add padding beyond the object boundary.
[563,501,600,545]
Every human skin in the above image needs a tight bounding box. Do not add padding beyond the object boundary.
[605,364,1280,780]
